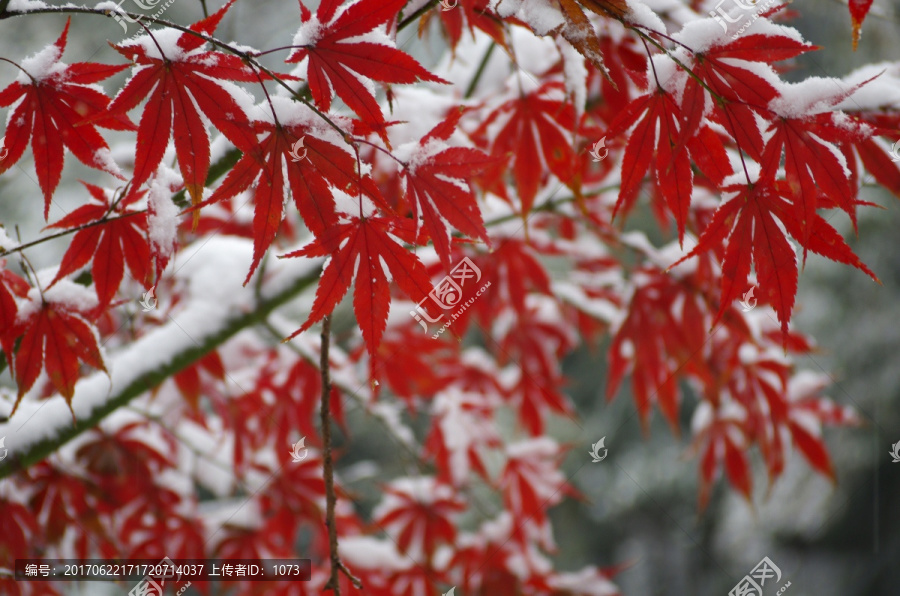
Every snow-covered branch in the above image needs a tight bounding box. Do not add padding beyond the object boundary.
[0,237,321,480]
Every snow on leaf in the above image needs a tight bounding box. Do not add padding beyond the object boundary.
[400,110,494,269]
[474,81,578,216]
[286,0,448,141]
[11,299,107,414]
[373,477,464,559]
[0,18,132,217]
[46,182,151,307]
[106,1,263,222]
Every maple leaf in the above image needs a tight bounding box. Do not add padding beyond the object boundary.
[201,102,384,282]
[261,452,328,521]
[28,462,94,545]
[283,216,434,356]
[286,0,448,139]
[848,0,874,50]
[400,109,493,269]
[46,182,151,307]
[0,262,29,370]
[605,88,693,241]
[0,19,132,217]
[75,422,174,508]
[760,108,863,245]
[606,267,707,433]
[0,500,37,569]
[473,81,578,216]
[172,350,225,410]
[425,0,505,51]
[670,182,877,342]
[373,478,464,559]
[498,303,576,436]
[695,420,753,508]
[10,298,107,414]
[106,0,264,221]
[500,439,572,529]
[678,29,817,161]
[555,0,608,75]
[424,393,501,486]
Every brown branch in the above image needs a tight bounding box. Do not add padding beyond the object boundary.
[319,315,362,593]
[0,211,143,258]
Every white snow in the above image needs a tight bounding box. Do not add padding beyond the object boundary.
[7,0,49,11]
[625,0,667,33]
[489,0,564,35]
[292,14,324,50]
[0,227,17,251]
[147,166,181,264]
[119,27,187,62]
[18,36,65,82]
[339,536,413,571]
[558,38,588,116]
[0,236,323,461]
[769,77,853,118]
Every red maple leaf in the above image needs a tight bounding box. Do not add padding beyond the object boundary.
[373,478,464,559]
[283,216,434,356]
[430,0,505,51]
[606,267,706,432]
[605,88,694,241]
[681,29,817,161]
[760,96,871,245]
[106,0,266,219]
[499,439,573,529]
[202,108,384,282]
[0,19,132,217]
[172,349,225,410]
[474,81,578,215]
[401,109,493,269]
[848,0,875,50]
[695,420,754,508]
[670,182,878,341]
[46,182,151,307]
[0,262,29,370]
[10,298,107,414]
[286,0,448,139]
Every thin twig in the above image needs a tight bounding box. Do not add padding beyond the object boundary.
[319,315,362,593]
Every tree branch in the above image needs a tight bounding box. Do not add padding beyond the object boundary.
[319,315,362,593]
[0,247,322,481]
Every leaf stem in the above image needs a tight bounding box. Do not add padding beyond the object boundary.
[465,42,496,99]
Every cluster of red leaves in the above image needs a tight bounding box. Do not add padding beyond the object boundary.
[0,0,897,595]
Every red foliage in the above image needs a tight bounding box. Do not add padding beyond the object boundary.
[0,2,895,595]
